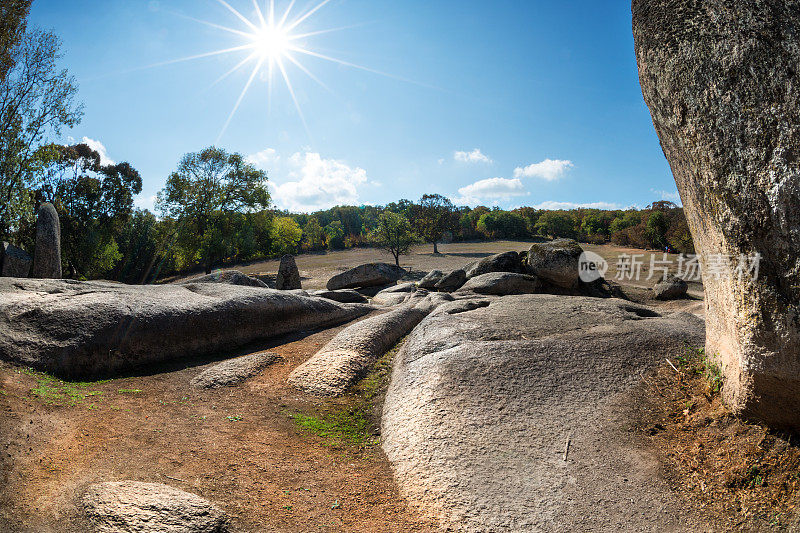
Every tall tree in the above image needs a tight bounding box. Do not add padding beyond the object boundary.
[0,0,31,83]
[373,211,417,266]
[0,27,82,239]
[156,146,270,273]
[410,193,457,254]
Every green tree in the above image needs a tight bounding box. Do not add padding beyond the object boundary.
[410,193,458,254]
[645,211,669,249]
[476,211,527,239]
[534,211,576,239]
[0,0,31,83]
[373,211,417,266]
[324,221,345,250]
[302,217,325,250]
[156,146,270,273]
[271,216,302,255]
[0,27,83,239]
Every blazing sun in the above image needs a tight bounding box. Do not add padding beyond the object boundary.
[164,0,383,140]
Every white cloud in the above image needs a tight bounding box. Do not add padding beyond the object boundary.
[454,148,493,164]
[651,188,682,204]
[134,194,157,212]
[534,200,622,210]
[513,158,573,181]
[272,152,369,212]
[453,177,527,205]
[81,137,115,166]
[247,148,279,167]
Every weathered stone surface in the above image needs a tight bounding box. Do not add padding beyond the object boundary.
[457,272,541,296]
[525,238,582,289]
[371,282,419,306]
[0,278,370,378]
[382,294,705,531]
[289,305,428,396]
[434,269,466,292]
[633,0,800,426]
[326,263,406,290]
[276,255,301,290]
[418,269,444,290]
[311,289,368,304]
[31,202,61,279]
[185,270,267,288]
[1,242,31,278]
[190,352,280,389]
[463,251,522,280]
[653,275,688,301]
[83,481,229,533]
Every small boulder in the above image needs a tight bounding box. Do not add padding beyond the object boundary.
[458,272,541,296]
[82,481,229,533]
[312,289,368,304]
[190,352,280,389]
[31,202,61,279]
[464,251,522,279]
[434,269,467,292]
[653,275,688,301]
[372,284,418,306]
[1,242,31,278]
[525,239,583,289]
[327,263,406,290]
[276,255,301,290]
[186,270,267,288]
[418,270,445,290]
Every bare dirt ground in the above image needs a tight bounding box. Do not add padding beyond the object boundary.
[0,312,436,532]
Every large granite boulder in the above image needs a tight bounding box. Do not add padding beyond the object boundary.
[463,251,522,280]
[0,278,370,378]
[652,275,688,301]
[1,242,31,278]
[382,294,705,531]
[311,289,368,304]
[525,239,582,289]
[457,272,541,296]
[326,262,406,290]
[418,269,444,290]
[433,269,466,292]
[185,270,267,288]
[371,282,418,306]
[83,481,229,532]
[31,202,61,279]
[275,254,301,290]
[633,0,800,427]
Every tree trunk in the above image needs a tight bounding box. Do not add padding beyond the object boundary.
[394,252,400,266]
[433,241,439,254]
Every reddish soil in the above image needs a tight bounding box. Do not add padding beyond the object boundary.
[0,315,436,533]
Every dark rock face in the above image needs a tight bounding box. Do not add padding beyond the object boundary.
[311,289,368,304]
[457,272,541,296]
[653,275,688,300]
[276,254,301,290]
[82,481,229,533]
[525,239,582,289]
[31,203,61,279]
[0,278,370,378]
[434,269,467,293]
[327,263,406,290]
[633,0,800,427]
[186,270,267,288]
[418,269,445,289]
[464,251,522,280]
[1,242,31,278]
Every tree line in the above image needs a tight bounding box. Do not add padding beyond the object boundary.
[0,2,694,283]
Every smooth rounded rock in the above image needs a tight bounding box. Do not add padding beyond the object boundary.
[31,202,61,279]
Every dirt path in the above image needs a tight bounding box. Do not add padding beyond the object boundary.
[0,315,435,532]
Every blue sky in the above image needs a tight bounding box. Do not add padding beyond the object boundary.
[28,0,680,213]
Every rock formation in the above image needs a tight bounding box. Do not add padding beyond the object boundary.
[83,481,229,532]
[1,242,31,278]
[326,262,405,290]
[190,352,280,389]
[31,202,61,279]
[185,270,267,288]
[434,269,466,292]
[525,238,582,289]
[653,275,688,301]
[457,271,541,296]
[463,251,522,279]
[382,294,705,530]
[418,269,444,289]
[0,279,370,378]
[275,254,301,290]
[633,0,800,426]
[311,289,368,304]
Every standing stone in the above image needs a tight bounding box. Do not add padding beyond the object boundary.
[633,0,800,427]
[275,254,301,290]
[1,242,31,278]
[31,203,61,279]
